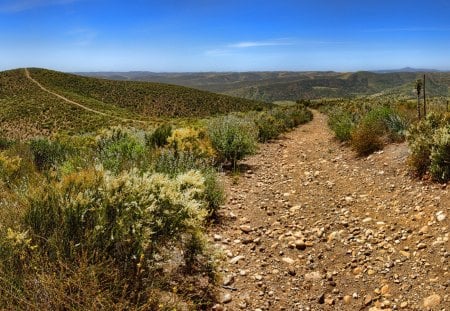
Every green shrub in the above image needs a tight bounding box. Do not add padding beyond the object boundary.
[255,112,283,142]
[96,126,147,173]
[207,115,258,169]
[0,152,22,187]
[430,126,450,182]
[385,113,409,141]
[328,108,355,141]
[0,136,14,150]
[153,150,207,176]
[351,122,385,156]
[29,138,70,171]
[407,113,448,177]
[153,150,224,217]
[145,123,172,148]
[350,106,407,156]
[24,168,207,270]
[202,168,225,217]
[167,127,215,159]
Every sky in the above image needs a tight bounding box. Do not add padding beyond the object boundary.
[1,0,450,72]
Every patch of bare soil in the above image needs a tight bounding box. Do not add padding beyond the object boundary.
[210,111,449,310]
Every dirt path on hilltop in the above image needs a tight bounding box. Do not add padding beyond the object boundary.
[24,68,147,124]
[211,111,449,311]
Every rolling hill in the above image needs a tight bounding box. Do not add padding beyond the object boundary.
[0,68,269,139]
[81,70,450,102]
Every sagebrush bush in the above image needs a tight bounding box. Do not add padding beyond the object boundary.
[351,122,385,156]
[96,126,147,173]
[407,120,435,176]
[207,115,258,169]
[350,106,407,156]
[407,113,448,177]
[0,152,22,186]
[153,149,208,176]
[430,126,450,182]
[167,127,215,159]
[145,123,172,148]
[254,112,283,142]
[29,138,70,171]
[24,168,207,269]
[153,150,224,217]
[201,167,225,217]
[328,108,355,141]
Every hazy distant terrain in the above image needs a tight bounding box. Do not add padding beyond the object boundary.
[80,69,450,102]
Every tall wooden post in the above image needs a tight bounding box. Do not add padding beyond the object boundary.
[416,79,422,120]
[423,74,426,117]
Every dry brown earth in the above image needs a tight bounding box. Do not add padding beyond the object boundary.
[210,111,449,311]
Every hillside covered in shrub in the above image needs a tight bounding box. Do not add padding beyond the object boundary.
[27,68,270,118]
[0,68,270,139]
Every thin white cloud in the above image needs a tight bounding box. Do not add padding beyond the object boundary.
[205,38,345,56]
[227,39,294,49]
[0,0,79,13]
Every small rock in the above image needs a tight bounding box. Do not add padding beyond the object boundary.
[229,255,245,264]
[282,257,295,265]
[318,293,325,304]
[343,295,352,304]
[213,234,222,241]
[325,298,335,305]
[221,293,232,304]
[400,301,408,308]
[364,295,373,306]
[380,284,390,295]
[353,267,363,275]
[288,267,296,276]
[223,275,234,286]
[399,251,410,258]
[417,243,427,250]
[436,211,446,222]
[305,271,322,281]
[419,225,429,234]
[212,304,224,311]
[328,231,342,242]
[295,239,306,250]
[423,294,441,308]
[345,196,354,203]
[239,225,252,233]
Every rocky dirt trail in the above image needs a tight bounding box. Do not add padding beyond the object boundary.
[210,111,449,311]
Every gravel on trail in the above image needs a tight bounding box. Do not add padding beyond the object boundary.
[209,111,449,311]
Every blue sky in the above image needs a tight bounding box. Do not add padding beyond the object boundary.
[1,0,450,72]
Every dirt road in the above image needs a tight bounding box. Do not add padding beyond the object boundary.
[211,111,449,310]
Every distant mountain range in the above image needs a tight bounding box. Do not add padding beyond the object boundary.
[78,70,450,102]
[372,67,444,73]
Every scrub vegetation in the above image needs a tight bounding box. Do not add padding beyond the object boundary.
[0,71,312,309]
